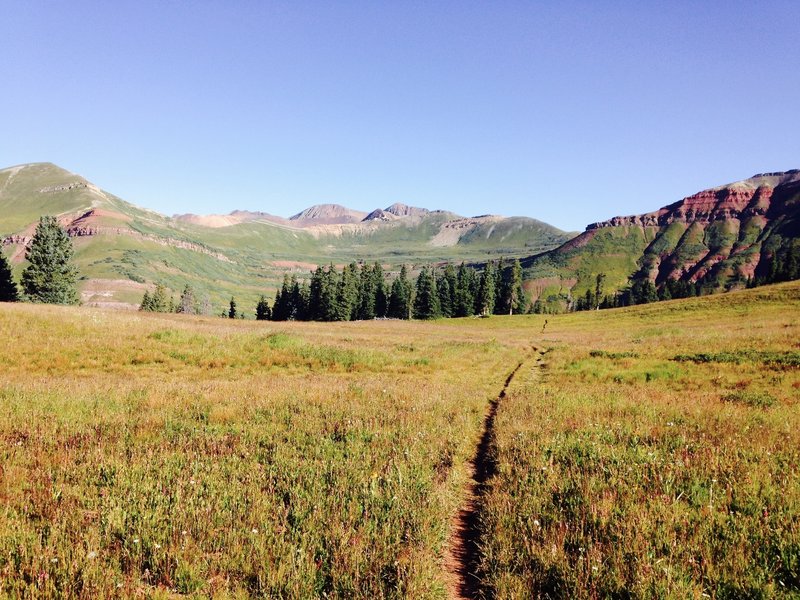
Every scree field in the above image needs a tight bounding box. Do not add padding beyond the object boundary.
[0,282,798,599]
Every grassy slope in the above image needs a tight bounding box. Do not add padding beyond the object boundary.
[0,281,798,597]
[475,281,800,598]
[1,163,573,310]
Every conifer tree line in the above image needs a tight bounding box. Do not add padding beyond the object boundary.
[268,258,526,321]
[0,216,79,304]
[558,241,800,314]
[136,259,528,321]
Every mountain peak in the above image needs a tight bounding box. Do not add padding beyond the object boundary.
[384,203,430,218]
[289,204,367,224]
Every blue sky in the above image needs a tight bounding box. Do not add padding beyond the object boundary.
[3,1,798,231]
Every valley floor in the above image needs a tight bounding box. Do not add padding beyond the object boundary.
[0,282,798,598]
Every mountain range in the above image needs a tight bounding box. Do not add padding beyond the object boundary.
[1,162,798,312]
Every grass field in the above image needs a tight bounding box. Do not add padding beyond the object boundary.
[0,282,798,598]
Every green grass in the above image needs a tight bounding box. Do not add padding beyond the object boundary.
[0,280,798,598]
[475,282,800,598]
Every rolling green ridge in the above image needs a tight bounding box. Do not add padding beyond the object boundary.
[0,163,575,312]
[523,170,800,310]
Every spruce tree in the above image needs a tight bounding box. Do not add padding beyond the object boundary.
[151,284,169,312]
[229,296,237,319]
[256,295,271,321]
[413,266,440,320]
[337,262,359,321]
[475,261,496,316]
[272,274,292,321]
[0,251,19,302]
[139,290,153,311]
[388,264,412,319]
[356,262,376,320]
[509,259,526,314]
[454,263,475,317]
[373,263,388,318]
[21,216,79,305]
[320,264,341,321]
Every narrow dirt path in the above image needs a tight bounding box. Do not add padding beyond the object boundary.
[443,347,544,599]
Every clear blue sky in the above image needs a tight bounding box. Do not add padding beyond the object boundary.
[3,1,798,232]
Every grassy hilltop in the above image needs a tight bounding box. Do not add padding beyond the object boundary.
[0,163,574,311]
[0,281,797,597]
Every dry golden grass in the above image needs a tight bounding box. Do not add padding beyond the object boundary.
[0,281,798,598]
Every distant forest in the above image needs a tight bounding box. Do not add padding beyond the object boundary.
[140,242,800,320]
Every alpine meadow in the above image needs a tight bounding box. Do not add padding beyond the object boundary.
[3,2,800,598]
[0,281,798,598]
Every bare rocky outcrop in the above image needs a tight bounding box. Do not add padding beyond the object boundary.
[587,170,800,230]
[289,203,368,225]
[383,202,430,218]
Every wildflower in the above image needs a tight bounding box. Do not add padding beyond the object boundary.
[181,530,188,536]
[251,528,258,534]
[50,558,58,563]
[133,538,139,544]
[533,519,541,528]
[154,543,161,550]
[87,551,97,559]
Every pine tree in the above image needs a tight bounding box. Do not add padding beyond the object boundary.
[594,273,606,311]
[139,290,153,311]
[510,259,526,314]
[373,263,388,318]
[413,265,440,320]
[272,274,293,321]
[228,296,237,319]
[454,263,475,317]
[150,284,169,312]
[0,251,19,302]
[337,262,359,321]
[388,264,412,319]
[475,261,496,316]
[356,262,376,320]
[438,264,456,318]
[21,216,79,305]
[256,295,271,320]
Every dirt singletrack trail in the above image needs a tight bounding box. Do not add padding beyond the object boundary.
[443,347,545,599]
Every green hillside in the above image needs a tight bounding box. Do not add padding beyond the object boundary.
[0,163,575,312]
[522,170,800,311]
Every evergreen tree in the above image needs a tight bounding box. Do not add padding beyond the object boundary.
[150,284,168,312]
[297,281,311,320]
[494,258,508,314]
[177,284,197,314]
[272,274,293,321]
[373,263,388,318]
[454,263,476,317]
[356,262,377,320]
[0,251,19,302]
[228,296,237,319]
[437,271,453,318]
[475,261,496,316]
[337,262,360,321]
[413,265,440,320]
[21,216,79,305]
[256,295,271,320]
[593,273,606,311]
[387,264,412,319]
[438,263,457,318]
[271,287,285,321]
[139,290,152,311]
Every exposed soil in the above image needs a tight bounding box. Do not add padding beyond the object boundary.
[444,348,544,599]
